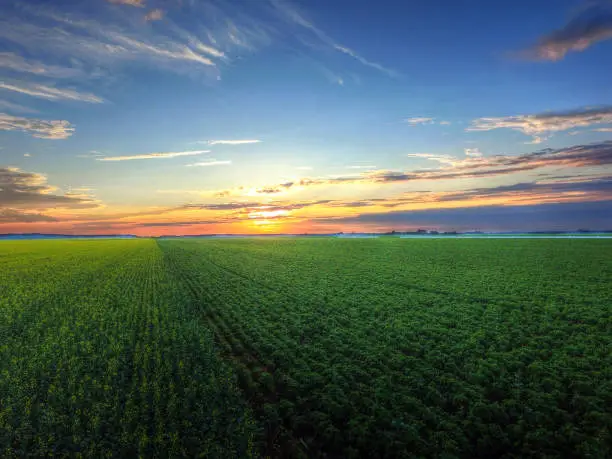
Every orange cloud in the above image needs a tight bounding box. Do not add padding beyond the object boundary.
[9,174,610,236]
[212,141,612,198]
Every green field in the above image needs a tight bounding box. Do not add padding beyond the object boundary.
[1,238,611,458]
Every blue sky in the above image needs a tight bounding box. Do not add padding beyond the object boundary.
[1,0,612,234]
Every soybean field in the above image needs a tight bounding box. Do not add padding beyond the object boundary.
[0,240,256,458]
[1,238,611,458]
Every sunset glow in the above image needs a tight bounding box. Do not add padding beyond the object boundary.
[1,0,612,234]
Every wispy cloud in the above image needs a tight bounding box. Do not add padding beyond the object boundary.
[430,176,612,205]
[315,200,612,232]
[0,52,83,79]
[406,153,456,165]
[332,44,398,77]
[190,40,226,59]
[219,141,612,195]
[593,127,612,132]
[405,117,435,125]
[106,32,215,66]
[0,0,388,91]
[347,165,376,169]
[77,151,105,159]
[0,113,74,139]
[0,99,38,114]
[321,175,612,212]
[187,160,232,167]
[0,5,238,81]
[526,5,612,61]
[97,150,210,161]
[144,9,164,22]
[206,139,261,145]
[117,174,612,232]
[0,82,103,103]
[468,106,612,142]
[24,172,612,232]
[269,0,397,77]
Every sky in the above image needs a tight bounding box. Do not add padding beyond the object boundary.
[1,0,612,235]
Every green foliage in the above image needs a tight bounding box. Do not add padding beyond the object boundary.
[158,237,612,458]
[2,237,610,458]
[0,240,256,458]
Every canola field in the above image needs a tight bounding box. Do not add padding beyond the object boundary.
[1,238,611,458]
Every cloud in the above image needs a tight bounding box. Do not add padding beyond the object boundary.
[0,82,103,103]
[469,106,612,141]
[224,141,612,194]
[526,135,546,145]
[332,44,398,77]
[97,150,210,161]
[0,208,58,223]
[138,220,224,227]
[90,175,612,233]
[108,0,145,7]
[300,175,612,214]
[191,42,226,59]
[77,151,105,159]
[0,6,234,80]
[144,9,164,22]
[347,165,376,170]
[464,148,483,157]
[0,167,98,209]
[526,5,612,61]
[428,176,612,205]
[269,0,397,77]
[15,172,612,233]
[314,200,612,232]
[405,117,435,125]
[593,127,612,132]
[0,99,38,114]
[406,153,456,165]
[0,52,83,78]
[0,0,392,89]
[254,181,295,194]
[106,32,215,66]
[180,202,262,211]
[150,199,336,227]
[0,113,75,139]
[186,160,232,167]
[439,121,451,126]
[206,139,261,145]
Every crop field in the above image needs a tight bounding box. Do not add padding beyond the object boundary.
[0,240,256,458]
[1,238,611,458]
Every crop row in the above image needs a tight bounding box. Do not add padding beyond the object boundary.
[0,240,256,458]
[158,238,612,458]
